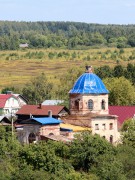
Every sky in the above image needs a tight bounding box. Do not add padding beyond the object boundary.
[0,0,135,25]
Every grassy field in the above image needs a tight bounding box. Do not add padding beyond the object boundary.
[0,48,135,91]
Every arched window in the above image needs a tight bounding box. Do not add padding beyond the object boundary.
[75,99,80,111]
[88,99,93,110]
[101,100,105,110]
[110,135,113,144]
[28,133,36,144]
[49,133,54,136]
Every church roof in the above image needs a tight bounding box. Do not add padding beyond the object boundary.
[69,72,109,94]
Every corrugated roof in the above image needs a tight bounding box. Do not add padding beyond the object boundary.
[42,100,64,105]
[16,105,67,116]
[32,117,62,125]
[109,106,135,125]
[41,135,72,143]
[0,94,14,108]
[70,73,109,94]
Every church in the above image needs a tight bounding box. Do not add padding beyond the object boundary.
[15,66,120,144]
[62,65,120,144]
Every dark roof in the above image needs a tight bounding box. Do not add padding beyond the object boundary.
[14,94,28,104]
[109,106,135,125]
[0,116,11,125]
[16,105,68,116]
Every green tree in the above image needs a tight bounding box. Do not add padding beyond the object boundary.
[125,63,135,85]
[95,65,113,79]
[55,66,83,107]
[22,73,53,104]
[104,77,135,105]
[116,145,135,179]
[70,132,115,172]
[121,118,135,147]
[1,86,20,94]
[93,154,125,180]
[113,65,124,77]
[128,33,135,47]
[117,36,127,48]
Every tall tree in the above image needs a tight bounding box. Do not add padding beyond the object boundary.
[113,65,124,77]
[103,77,135,105]
[22,73,53,104]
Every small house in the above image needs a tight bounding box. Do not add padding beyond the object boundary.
[0,94,24,116]
[16,104,69,123]
[16,117,62,144]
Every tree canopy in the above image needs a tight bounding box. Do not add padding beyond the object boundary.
[22,73,53,104]
[103,77,135,105]
[0,21,135,50]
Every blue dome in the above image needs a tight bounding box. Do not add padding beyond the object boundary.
[69,73,109,94]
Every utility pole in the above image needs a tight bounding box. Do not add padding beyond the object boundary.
[11,109,14,136]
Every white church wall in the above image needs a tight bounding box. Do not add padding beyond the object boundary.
[91,117,120,144]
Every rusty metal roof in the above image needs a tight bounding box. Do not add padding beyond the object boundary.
[16,104,68,116]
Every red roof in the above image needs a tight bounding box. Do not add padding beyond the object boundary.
[109,106,135,125]
[0,94,14,108]
[16,105,67,116]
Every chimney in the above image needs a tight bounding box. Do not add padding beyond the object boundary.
[38,103,42,109]
[6,91,13,94]
[48,110,52,117]
[85,66,93,73]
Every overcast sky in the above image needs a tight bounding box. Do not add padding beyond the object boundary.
[0,0,135,24]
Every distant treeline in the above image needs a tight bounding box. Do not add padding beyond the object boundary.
[0,21,135,50]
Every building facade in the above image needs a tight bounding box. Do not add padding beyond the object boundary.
[64,66,120,144]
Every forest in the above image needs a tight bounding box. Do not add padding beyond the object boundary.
[0,21,135,50]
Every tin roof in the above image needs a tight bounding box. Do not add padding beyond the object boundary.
[42,100,64,105]
[70,72,109,94]
[109,106,135,125]
[31,117,62,125]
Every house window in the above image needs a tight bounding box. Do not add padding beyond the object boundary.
[110,135,113,143]
[95,124,99,130]
[28,133,36,143]
[101,100,105,110]
[109,123,113,130]
[4,109,9,114]
[102,123,106,130]
[88,99,93,110]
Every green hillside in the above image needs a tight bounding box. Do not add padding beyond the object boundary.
[0,21,135,50]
